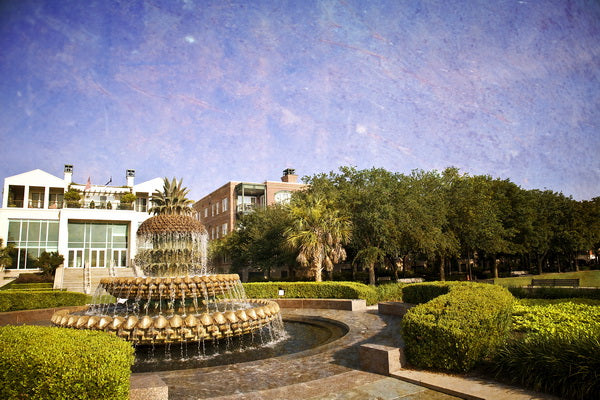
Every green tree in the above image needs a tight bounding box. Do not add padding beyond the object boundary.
[218,205,296,278]
[0,239,13,269]
[33,251,64,278]
[284,194,351,282]
[64,188,81,208]
[577,197,600,266]
[149,178,194,216]
[443,168,509,279]
[522,190,571,274]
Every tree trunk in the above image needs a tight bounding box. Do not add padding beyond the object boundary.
[493,255,499,279]
[439,256,446,281]
[368,263,376,285]
[387,255,399,281]
[314,265,322,282]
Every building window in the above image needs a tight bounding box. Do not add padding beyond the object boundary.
[222,198,228,212]
[7,219,59,269]
[274,190,292,204]
[222,223,228,237]
[216,202,220,214]
[204,207,208,218]
[136,196,148,213]
[29,187,45,209]
[67,222,128,268]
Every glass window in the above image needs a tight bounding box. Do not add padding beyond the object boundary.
[7,219,60,269]
[68,223,86,248]
[91,224,107,244]
[8,221,20,242]
[222,198,228,212]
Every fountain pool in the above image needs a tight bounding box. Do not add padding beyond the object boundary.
[132,316,348,372]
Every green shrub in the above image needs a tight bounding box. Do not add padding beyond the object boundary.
[375,283,405,302]
[401,282,514,372]
[511,299,600,336]
[0,290,89,312]
[494,331,600,400]
[508,286,600,300]
[14,273,53,284]
[401,281,465,304]
[243,281,379,305]
[0,325,134,400]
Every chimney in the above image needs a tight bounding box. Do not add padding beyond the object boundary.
[281,168,298,183]
[64,164,73,185]
[126,169,135,187]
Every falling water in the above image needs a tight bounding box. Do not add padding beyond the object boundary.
[54,214,286,363]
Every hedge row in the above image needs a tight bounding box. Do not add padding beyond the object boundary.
[401,282,514,372]
[508,286,600,300]
[243,281,379,305]
[0,290,90,312]
[0,282,54,291]
[0,325,134,400]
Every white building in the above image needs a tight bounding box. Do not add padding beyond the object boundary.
[0,164,163,292]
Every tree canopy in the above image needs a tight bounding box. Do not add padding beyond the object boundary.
[216,166,599,282]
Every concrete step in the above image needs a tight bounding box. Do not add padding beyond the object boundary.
[55,267,137,293]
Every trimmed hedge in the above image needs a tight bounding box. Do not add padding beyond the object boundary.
[0,325,134,400]
[401,281,470,304]
[243,281,379,305]
[0,282,54,291]
[508,286,600,300]
[0,290,89,312]
[401,282,514,372]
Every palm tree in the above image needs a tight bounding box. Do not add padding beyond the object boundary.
[149,178,195,216]
[353,246,385,285]
[284,195,351,282]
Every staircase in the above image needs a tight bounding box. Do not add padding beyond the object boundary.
[55,266,137,294]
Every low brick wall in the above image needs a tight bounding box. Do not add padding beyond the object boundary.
[274,298,367,311]
[0,305,87,326]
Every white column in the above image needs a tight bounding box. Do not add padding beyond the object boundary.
[43,186,50,209]
[23,186,30,209]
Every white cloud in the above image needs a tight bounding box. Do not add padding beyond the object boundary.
[355,124,367,134]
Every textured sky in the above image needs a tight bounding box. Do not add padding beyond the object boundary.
[1,0,599,200]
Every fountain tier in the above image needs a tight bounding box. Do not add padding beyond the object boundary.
[51,213,284,346]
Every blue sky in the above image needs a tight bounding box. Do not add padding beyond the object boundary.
[1,0,599,200]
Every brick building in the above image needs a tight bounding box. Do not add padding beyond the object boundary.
[193,169,306,276]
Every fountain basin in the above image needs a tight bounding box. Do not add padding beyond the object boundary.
[132,315,349,373]
[51,299,281,344]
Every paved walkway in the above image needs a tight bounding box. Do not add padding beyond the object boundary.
[5,305,557,399]
[133,308,557,400]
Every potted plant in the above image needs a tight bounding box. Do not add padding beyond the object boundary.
[120,193,136,210]
[64,189,81,208]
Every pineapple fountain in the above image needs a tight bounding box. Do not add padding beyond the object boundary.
[51,179,283,347]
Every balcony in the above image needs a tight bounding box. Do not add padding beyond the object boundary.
[8,200,24,208]
[236,203,259,213]
[64,201,137,211]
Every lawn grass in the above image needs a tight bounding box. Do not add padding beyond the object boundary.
[493,270,600,287]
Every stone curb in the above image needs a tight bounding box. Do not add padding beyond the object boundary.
[390,369,559,400]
